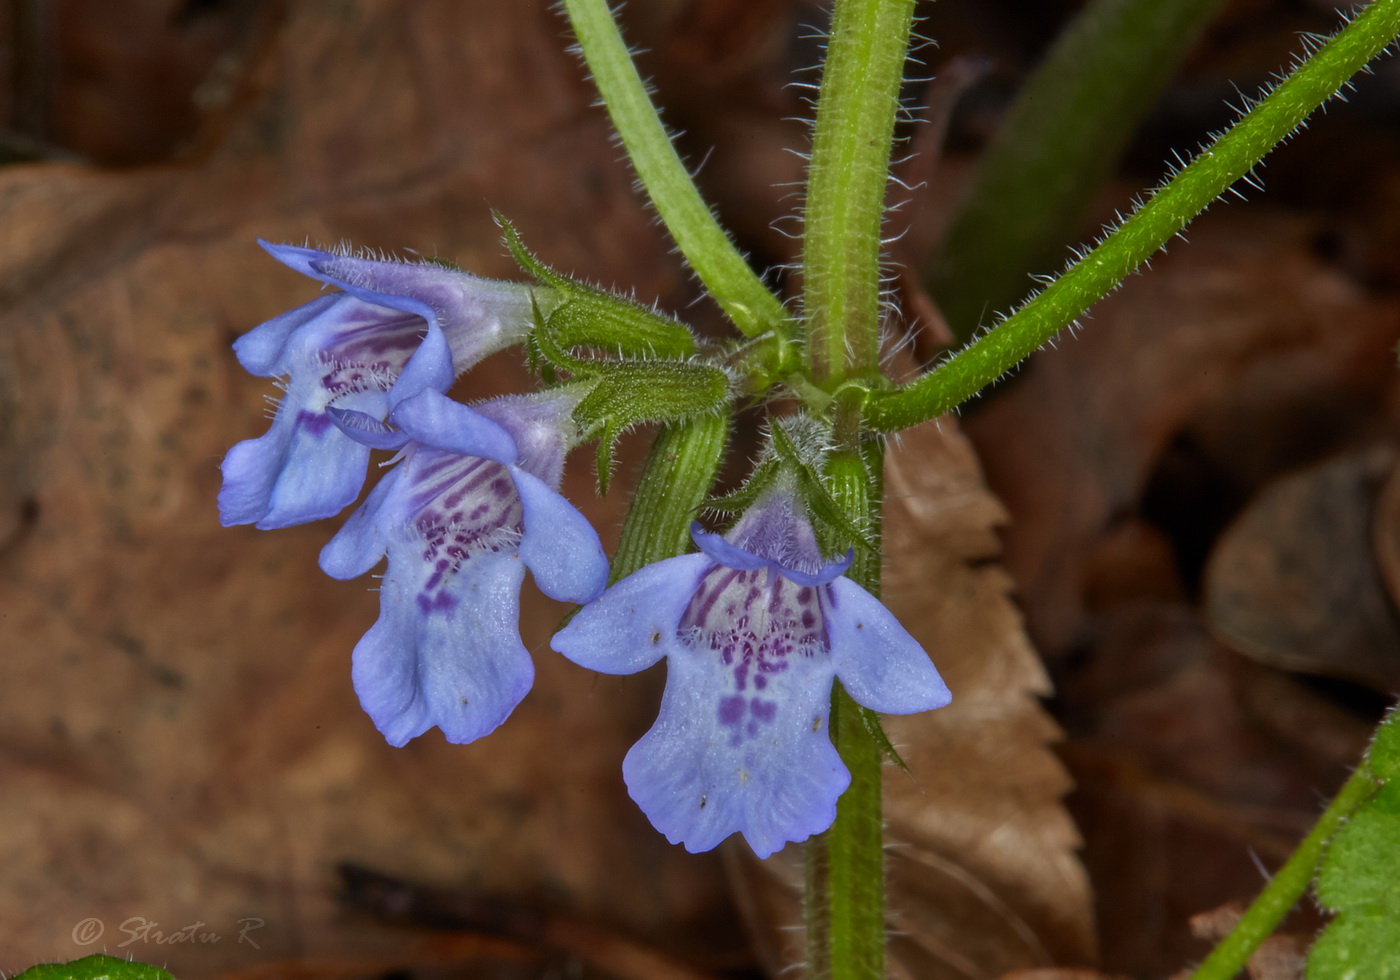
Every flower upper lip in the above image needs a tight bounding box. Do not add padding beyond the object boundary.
[689,522,853,586]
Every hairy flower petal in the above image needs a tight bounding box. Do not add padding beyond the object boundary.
[554,487,948,857]
[322,389,604,745]
[221,242,545,528]
[514,468,608,603]
[352,546,532,746]
[623,638,846,858]
[552,554,712,674]
[825,577,952,714]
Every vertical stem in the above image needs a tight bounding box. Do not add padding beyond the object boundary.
[808,443,887,980]
[799,0,912,970]
[801,0,918,386]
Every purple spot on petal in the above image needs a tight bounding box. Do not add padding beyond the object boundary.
[294,409,333,437]
[718,695,745,727]
[751,698,777,723]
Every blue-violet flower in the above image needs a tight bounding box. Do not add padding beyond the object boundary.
[319,388,607,746]
[552,488,950,858]
[219,241,552,529]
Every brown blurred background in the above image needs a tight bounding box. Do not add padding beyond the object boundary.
[2,1,1399,978]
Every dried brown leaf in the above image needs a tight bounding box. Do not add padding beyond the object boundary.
[0,1,745,975]
[964,208,1400,660]
[1204,444,1400,689]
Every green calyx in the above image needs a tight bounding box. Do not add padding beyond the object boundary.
[706,417,877,560]
[500,215,697,363]
[573,360,732,494]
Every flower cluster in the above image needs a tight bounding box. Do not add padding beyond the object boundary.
[222,241,950,857]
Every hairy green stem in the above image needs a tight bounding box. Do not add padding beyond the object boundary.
[929,0,1228,340]
[1188,765,1377,980]
[560,0,789,339]
[799,0,915,970]
[610,414,728,581]
[867,0,1400,431]
[801,0,918,386]
[807,445,887,980]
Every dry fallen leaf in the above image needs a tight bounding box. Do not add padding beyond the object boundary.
[0,2,741,974]
[1204,444,1400,690]
[964,207,1400,662]
[727,418,1096,979]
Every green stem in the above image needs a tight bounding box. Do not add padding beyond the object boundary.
[867,0,1400,431]
[1188,765,1377,980]
[560,0,789,339]
[609,414,728,581]
[801,0,918,386]
[929,0,1229,340]
[807,445,886,980]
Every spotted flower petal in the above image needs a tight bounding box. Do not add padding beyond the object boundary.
[320,389,606,745]
[553,487,949,857]
[623,635,847,858]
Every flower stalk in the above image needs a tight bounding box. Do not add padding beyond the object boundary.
[798,0,916,970]
[807,444,889,980]
[801,0,919,388]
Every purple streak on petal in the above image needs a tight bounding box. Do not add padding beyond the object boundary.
[382,447,523,587]
[551,553,712,675]
[351,545,532,746]
[622,644,846,858]
[328,407,411,450]
[233,293,340,376]
[824,577,951,715]
[391,390,519,465]
[678,565,827,696]
[513,468,608,603]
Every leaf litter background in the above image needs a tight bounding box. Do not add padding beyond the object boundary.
[1,1,1399,978]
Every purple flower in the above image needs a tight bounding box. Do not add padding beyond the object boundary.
[552,489,950,858]
[219,242,552,529]
[319,388,607,746]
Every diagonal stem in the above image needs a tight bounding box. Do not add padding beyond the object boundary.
[560,0,790,339]
[866,0,1400,431]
